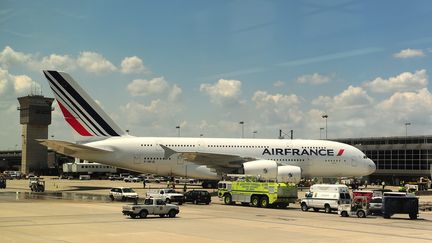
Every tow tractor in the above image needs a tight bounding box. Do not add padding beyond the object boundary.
[29,177,45,192]
[338,196,369,218]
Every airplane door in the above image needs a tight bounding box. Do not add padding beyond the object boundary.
[351,157,358,167]
[133,146,145,164]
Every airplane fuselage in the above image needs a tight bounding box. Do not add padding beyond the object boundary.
[81,137,376,180]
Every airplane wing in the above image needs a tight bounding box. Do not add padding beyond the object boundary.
[37,139,112,157]
[160,144,255,168]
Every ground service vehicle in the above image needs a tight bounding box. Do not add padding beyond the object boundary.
[146,189,184,204]
[372,189,392,198]
[369,197,382,215]
[301,184,351,213]
[122,198,179,219]
[382,195,419,219]
[352,190,373,203]
[338,196,369,218]
[183,190,211,204]
[109,187,139,201]
[29,178,45,192]
[218,179,297,208]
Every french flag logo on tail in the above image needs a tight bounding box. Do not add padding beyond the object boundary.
[43,70,125,137]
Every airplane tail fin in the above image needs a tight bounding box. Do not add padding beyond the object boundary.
[43,70,125,137]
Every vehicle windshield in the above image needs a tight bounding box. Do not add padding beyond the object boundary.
[165,189,176,193]
[122,188,135,193]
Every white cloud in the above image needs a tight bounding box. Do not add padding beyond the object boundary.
[121,56,149,74]
[39,54,76,71]
[127,77,168,96]
[200,79,242,105]
[296,73,331,85]
[312,85,373,109]
[13,75,33,94]
[364,69,428,93]
[393,48,425,59]
[0,46,31,68]
[0,67,37,95]
[378,88,432,115]
[77,51,117,73]
[252,90,303,123]
[168,84,182,101]
[273,80,285,87]
[0,46,154,75]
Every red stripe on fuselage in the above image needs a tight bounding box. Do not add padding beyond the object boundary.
[57,101,93,136]
[337,149,345,156]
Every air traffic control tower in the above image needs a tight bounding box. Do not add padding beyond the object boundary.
[18,95,54,174]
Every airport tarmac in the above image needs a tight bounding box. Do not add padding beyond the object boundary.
[1,178,432,243]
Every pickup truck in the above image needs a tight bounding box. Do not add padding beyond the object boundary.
[122,198,180,219]
[146,188,184,204]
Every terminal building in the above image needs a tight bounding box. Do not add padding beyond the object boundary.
[336,135,432,185]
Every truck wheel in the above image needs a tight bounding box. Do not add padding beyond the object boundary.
[251,196,260,207]
[224,194,232,205]
[341,211,348,217]
[409,213,417,220]
[168,210,177,218]
[301,203,308,212]
[139,210,148,218]
[324,204,331,213]
[121,196,126,201]
[260,196,269,208]
[109,195,114,201]
[357,210,366,218]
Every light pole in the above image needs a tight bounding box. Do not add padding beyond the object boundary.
[322,114,328,139]
[252,131,257,138]
[405,122,411,138]
[320,127,324,139]
[239,121,244,138]
[176,126,181,137]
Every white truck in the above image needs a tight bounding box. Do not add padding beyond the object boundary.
[300,184,351,213]
[122,198,180,219]
[146,188,184,205]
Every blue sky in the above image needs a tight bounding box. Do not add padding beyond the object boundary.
[1,0,432,149]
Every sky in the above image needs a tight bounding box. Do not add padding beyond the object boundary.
[1,0,432,149]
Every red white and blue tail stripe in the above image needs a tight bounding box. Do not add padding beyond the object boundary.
[43,70,124,137]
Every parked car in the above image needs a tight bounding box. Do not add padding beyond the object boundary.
[109,187,139,201]
[123,175,135,182]
[183,190,211,204]
[369,197,383,215]
[109,174,122,181]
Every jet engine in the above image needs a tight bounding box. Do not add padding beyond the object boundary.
[243,160,301,183]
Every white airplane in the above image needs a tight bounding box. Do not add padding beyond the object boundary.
[40,70,376,187]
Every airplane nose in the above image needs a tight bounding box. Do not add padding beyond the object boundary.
[367,159,376,175]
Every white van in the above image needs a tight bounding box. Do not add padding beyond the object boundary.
[300,184,351,213]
